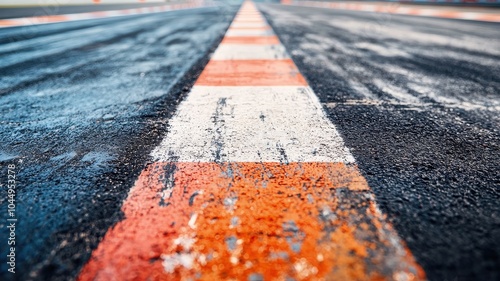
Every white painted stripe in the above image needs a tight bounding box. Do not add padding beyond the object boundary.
[418,10,440,16]
[460,13,483,20]
[235,14,264,16]
[234,18,265,22]
[211,44,288,60]
[225,29,274,37]
[230,22,269,28]
[151,86,355,163]
[234,16,265,20]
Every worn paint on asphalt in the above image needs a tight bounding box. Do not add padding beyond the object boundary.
[0,1,211,28]
[259,3,500,281]
[78,2,425,280]
[0,5,237,280]
[283,0,500,23]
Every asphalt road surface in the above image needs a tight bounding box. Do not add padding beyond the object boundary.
[0,4,237,280]
[0,1,499,281]
[260,3,500,281]
[0,2,179,19]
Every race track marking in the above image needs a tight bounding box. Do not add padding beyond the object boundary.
[195,60,307,86]
[283,0,500,23]
[221,36,279,44]
[212,45,289,60]
[0,0,212,28]
[78,1,426,280]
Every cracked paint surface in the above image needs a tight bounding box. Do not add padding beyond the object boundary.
[78,2,425,280]
[79,162,424,280]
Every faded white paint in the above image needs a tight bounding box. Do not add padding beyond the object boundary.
[225,29,274,37]
[212,44,288,60]
[231,22,268,28]
[151,86,355,163]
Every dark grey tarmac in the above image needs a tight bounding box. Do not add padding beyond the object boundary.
[0,2,180,19]
[259,3,500,281]
[0,1,499,281]
[0,4,237,280]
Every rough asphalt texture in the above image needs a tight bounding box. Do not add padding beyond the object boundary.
[0,5,237,280]
[259,3,500,281]
[0,3,180,19]
[0,2,499,281]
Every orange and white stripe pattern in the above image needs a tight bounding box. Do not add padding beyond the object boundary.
[283,0,500,23]
[0,1,210,29]
[78,2,426,280]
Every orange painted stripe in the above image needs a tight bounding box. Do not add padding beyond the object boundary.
[0,20,18,27]
[405,9,421,16]
[228,26,271,30]
[232,19,266,23]
[78,162,424,281]
[196,60,308,86]
[221,36,280,45]
[476,14,500,21]
[35,15,70,22]
[0,14,72,26]
[234,16,264,19]
[232,21,266,24]
[434,11,461,18]
[77,2,426,281]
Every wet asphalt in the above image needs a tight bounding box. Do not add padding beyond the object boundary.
[259,3,500,281]
[0,4,237,280]
[0,1,499,281]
